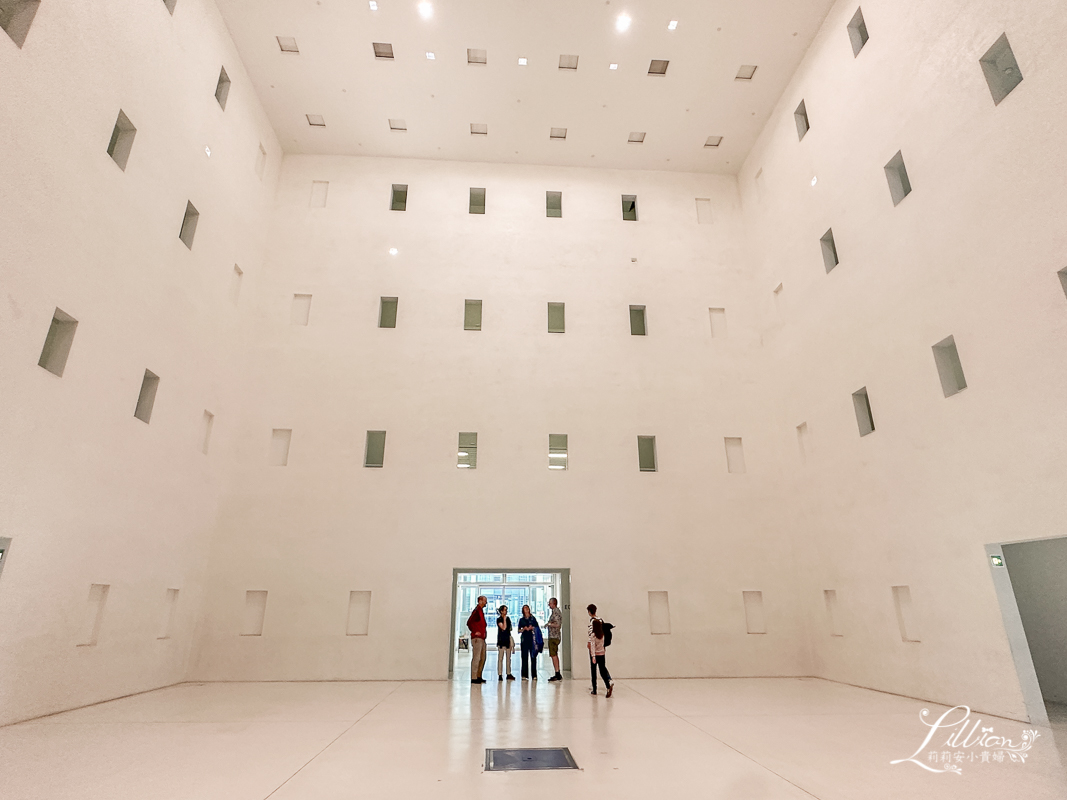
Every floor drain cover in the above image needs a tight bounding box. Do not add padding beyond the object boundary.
[485,747,579,771]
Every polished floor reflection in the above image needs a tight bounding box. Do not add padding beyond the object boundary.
[0,678,1064,799]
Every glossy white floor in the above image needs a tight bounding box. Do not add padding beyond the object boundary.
[1,675,1064,800]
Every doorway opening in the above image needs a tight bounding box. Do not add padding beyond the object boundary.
[448,569,571,679]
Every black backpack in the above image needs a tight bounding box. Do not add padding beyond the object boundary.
[602,622,614,647]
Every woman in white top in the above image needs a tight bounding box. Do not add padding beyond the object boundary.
[586,603,613,697]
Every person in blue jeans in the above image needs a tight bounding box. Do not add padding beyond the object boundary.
[518,605,541,680]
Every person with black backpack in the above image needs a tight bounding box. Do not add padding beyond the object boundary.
[586,604,614,698]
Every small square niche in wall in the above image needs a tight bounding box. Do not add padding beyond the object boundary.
[464,299,482,330]
[0,0,40,48]
[163,0,177,14]
[884,151,912,206]
[1058,266,1067,300]
[364,430,387,468]
[547,302,565,333]
[794,100,810,141]
[648,59,669,75]
[549,127,567,140]
[548,433,568,470]
[558,54,578,70]
[215,67,231,110]
[932,335,967,397]
[637,436,657,472]
[628,132,646,144]
[467,48,487,65]
[708,307,727,338]
[107,110,137,171]
[373,42,394,59]
[980,33,1023,106]
[457,432,478,469]
[179,201,199,249]
[704,136,723,148]
[291,294,312,326]
[269,429,291,466]
[38,308,78,377]
[277,36,299,53]
[852,387,875,437]
[470,123,488,135]
[307,114,326,127]
[546,191,562,217]
[629,305,647,335]
[847,7,869,56]
[621,195,638,221]
[724,437,747,474]
[379,297,398,328]
[134,370,160,423]
[388,118,407,131]
[391,184,408,211]
[309,181,329,208]
[820,228,839,273]
[469,187,486,214]
[735,65,758,81]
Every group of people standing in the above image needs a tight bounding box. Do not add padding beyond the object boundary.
[465,597,614,697]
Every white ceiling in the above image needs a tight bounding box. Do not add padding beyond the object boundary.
[215,0,836,174]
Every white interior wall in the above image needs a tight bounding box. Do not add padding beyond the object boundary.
[0,0,279,726]
[1002,538,1067,704]
[189,155,810,681]
[737,0,1067,720]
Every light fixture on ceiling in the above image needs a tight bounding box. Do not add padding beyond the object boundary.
[616,14,631,33]
[389,247,398,255]
[811,176,818,186]
[418,2,433,19]
[426,52,435,59]
[518,57,528,65]
[204,145,211,157]
[668,20,678,30]
[609,63,618,70]
[369,0,377,9]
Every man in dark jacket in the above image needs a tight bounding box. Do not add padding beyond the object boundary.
[466,595,488,684]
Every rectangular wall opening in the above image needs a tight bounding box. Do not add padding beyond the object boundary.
[390,183,408,211]
[78,584,110,646]
[365,431,386,468]
[309,181,329,208]
[852,387,875,436]
[1058,266,1067,300]
[932,335,967,397]
[379,297,398,328]
[637,435,657,472]
[847,7,869,57]
[695,198,712,224]
[38,308,78,377]
[546,190,562,218]
[621,195,638,221]
[0,537,11,584]
[215,67,231,110]
[231,265,243,305]
[743,590,766,634]
[0,0,40,48]
[724,437,747,474]
[629,305,647,336]
[164,0,177,15]
[884,151,912,206]
[158,588,179,639]
[346,591,372,635]
[892,585,920,642]
[648,591,671,634]
[467,48,486,64]
[179,201,199,249]
[256,143,267,179]
[200,410,214,454]
[980,33,1023,105]
[457,432,478,469]
[548,433,568,470]
[794,99,810,140]
[242,590,267,636]
[797,422,811,462]
[269,428,292,466]
[464,299,482,330]
[469,187,486,214]
[134,370,160,423]
[708,307,727,338]
[291,294,312,325]
[547,302,565,333]
[106,110,137,171]
[820,228,839,273]
[824,589,843,636]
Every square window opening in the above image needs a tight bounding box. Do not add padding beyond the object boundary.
[629,305,646,336]
[365,430,387,468]
[179,201,199,249]
[379,297,398,328]
[457,432,478,469]
[38,308,78,377]
[547,302,565,333]
[932,335,967,397]
[391,184,408,211]
[847,7,869,56]
[107,110,137,171]
[373,42,394,59]
[546,190,562,218]
[215,67,231,110]
[979,33,1023,105]
[134,370,160,424]
[621,195,638,221]
[884,151,912,206]
[548,433,568,470]
[469,187,486,214]
[637,435,657,472]
[648,59,669,75]
[820,228,839,273]
[794,100,810,140]
[464,299,482,331]
[852,387,875,437]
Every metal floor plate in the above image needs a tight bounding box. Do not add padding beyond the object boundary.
[485,747,579,771]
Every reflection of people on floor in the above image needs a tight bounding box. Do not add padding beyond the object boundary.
[518,604,542,680]
[466,595,488,684]
[496,605,515,681]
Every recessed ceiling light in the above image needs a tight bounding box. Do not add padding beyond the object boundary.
[609,63,618,70]
[616,14,631,32]
[369,0,377,9]
[417,2,433,19]
[736,65,758,80]
[373,42,395,60]
[388,118,407,131]
[470,123,487,135]
[549,127,567,140]
[704,135,723,147]
[306,114,326,127]
[389,247,398,255]
[204,145,211,157]
[277,36,299,53]
[668,20,678,30]
[426,52,435,59]
[811,176,818,186]
[518,57,527,65]
[628,132,646,143]
[648,59,669,75]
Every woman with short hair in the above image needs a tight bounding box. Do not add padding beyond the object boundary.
[496,605,515,681]
[518,604,541,680]
[587,603,613,697]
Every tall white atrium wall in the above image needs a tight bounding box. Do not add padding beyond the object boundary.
[738,0,1067,721]
[0,0,279,726]
[189,156,809,682]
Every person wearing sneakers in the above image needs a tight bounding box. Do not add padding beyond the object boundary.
[546,597,563,682]
[587,604,613,698]
[466,595,488,684]
[496,605,515,681]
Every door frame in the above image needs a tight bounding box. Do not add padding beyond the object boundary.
[448,567,571,678]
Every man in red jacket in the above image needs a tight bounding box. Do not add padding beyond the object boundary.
[466,595,488,684]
